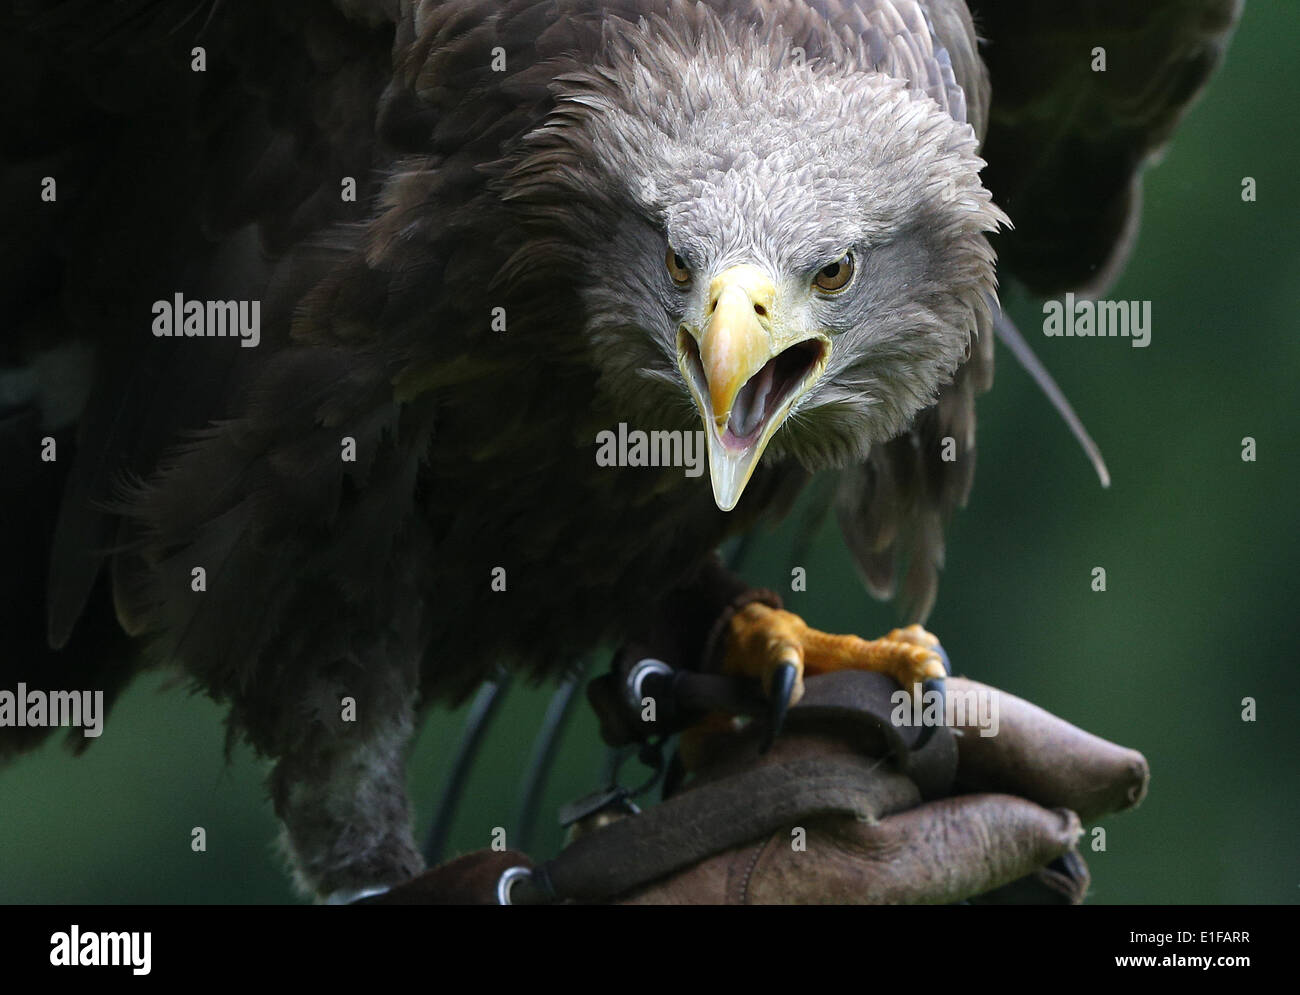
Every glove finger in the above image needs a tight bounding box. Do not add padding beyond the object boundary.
[743,794,1082,904]
[946,677,1149,820]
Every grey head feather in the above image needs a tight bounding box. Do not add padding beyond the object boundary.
[506,4,1007,480]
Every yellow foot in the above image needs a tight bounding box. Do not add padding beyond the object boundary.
[721,604,947,748]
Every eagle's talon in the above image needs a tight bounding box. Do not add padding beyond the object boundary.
[676,605,952,761]
[932,644,952,677]
[721,604,948,730]
[871,639,947,689]
[914,675,947,749]
[761,661,799,753]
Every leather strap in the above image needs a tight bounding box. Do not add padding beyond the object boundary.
[511,753,921,904]
[521,670,959,903]
[785,670,958,801]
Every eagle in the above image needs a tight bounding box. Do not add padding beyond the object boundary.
[0,0,1238,901]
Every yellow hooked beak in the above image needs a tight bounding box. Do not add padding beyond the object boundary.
[677,264,830,511]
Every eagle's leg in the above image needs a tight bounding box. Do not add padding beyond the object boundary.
[268,702,425,903]
[722,602,946,733]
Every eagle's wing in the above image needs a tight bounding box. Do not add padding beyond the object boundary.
[972,0,1244,296]
[0,0,397,754]
[832,0,1240,621]
[5,0,730,756]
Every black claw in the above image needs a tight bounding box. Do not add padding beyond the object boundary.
[933,643,952,676]
[914,675,946,750]
[760,662,799,753]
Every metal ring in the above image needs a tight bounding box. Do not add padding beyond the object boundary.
[496,865,533,906]
[625,658,674,711]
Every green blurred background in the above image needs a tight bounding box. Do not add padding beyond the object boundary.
[2,2,1296,904]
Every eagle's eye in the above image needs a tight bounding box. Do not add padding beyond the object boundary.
[813,253,854,293]
[666,248,692,286]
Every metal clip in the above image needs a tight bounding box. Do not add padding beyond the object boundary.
[496,865,534,905]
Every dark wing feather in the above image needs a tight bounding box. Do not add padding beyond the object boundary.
[835,295,992,623]
[0,0,396,754]
[797,0,991,622]
[970,0,1243,295]
[834,0,1239,621]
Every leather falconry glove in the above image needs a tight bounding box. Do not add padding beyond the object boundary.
[363,670,1148,904]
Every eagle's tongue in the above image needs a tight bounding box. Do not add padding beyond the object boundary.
[727,360,775,442]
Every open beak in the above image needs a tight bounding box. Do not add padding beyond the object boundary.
[676,264,830,511]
